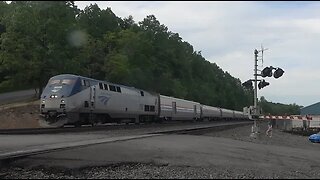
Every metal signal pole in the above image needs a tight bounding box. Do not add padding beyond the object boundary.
[254,49,258,115]
[251,46,268,137]
[251,49,259,137]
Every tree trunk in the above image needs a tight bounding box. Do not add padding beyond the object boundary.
[38,80,44,99]
[38,86,42,99]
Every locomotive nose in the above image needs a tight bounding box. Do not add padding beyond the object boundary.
[39,95,68,128]
[41,94,66,111]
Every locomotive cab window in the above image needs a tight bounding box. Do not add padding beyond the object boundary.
[61,79,74,85]
[49,79,61,85]
[116,86,121,93]
[109,85,116,92]
[140,91,144,96]
[81,79,90,87]
[104,84,108,90]
[144,105,150,111]
[99,83,103,90]
[49,79,74,86]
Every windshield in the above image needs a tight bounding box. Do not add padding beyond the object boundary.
[42,77,78,98]
[48,79,75,86]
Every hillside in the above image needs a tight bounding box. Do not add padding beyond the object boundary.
[0,1,253,111]
[0,2,301,116]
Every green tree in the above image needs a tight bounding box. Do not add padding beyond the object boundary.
[77,3,121,38]
[0,1,79,96]
[259,96,301,115]
[0,2,257,111]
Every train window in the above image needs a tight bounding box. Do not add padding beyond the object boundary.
[61,79,74,85]
[81,79,85,86]
[103,84,108,90]
[144,105,150,112]
[150,105,155,112]
[140,91,144,96]
[84,101,89,108]
[109,85,116,92]
[172,102,177,114]
[99,83,103,90]
[82,80,91,87]
[116,86,121,93]
[49,79,61,85]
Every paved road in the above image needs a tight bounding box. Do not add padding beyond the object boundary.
[0,89,38,105]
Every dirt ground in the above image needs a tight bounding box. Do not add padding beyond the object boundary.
[0,101,41,129]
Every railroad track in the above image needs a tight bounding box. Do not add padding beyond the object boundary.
[0,123,136,135]
[0,120,252,165]
[0,121,184,135]
[0,120,251,135]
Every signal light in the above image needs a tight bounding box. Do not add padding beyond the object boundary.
[261,67,273,78]
[258,80,270,89]
[273,68,284,79]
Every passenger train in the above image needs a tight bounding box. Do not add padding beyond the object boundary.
[39,74,249,127]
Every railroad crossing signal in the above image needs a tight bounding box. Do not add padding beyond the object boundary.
[258,79,269,89]
[261,66,273,77]
[273,68,284,79]
[260,66,284,79]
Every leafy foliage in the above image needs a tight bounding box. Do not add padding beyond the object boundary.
[259,96,301,115]
[0,1,80,95]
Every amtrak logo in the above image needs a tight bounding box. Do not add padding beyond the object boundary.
[98,95,111,105]
[51,86,62,93]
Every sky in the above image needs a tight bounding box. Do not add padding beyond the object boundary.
[75,1,320,107]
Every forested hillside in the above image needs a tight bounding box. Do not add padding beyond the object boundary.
[0,1,298,114]
[259,97,301,115]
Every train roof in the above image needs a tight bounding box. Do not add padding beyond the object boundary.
[50,74,158,95]
[160,94,200,104]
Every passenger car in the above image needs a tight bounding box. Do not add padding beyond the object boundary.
[309,133,320,143]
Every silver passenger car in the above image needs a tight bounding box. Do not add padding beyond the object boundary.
[221,108,235,119]
[201,105,222,120]
[234,110,246,119]
[159,95,201,121]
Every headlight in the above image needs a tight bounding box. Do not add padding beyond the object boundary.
[42,100,45,103]
[54,95,58,98]
[61,100,65,103]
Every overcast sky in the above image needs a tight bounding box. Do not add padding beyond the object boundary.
[75,1,320,107]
